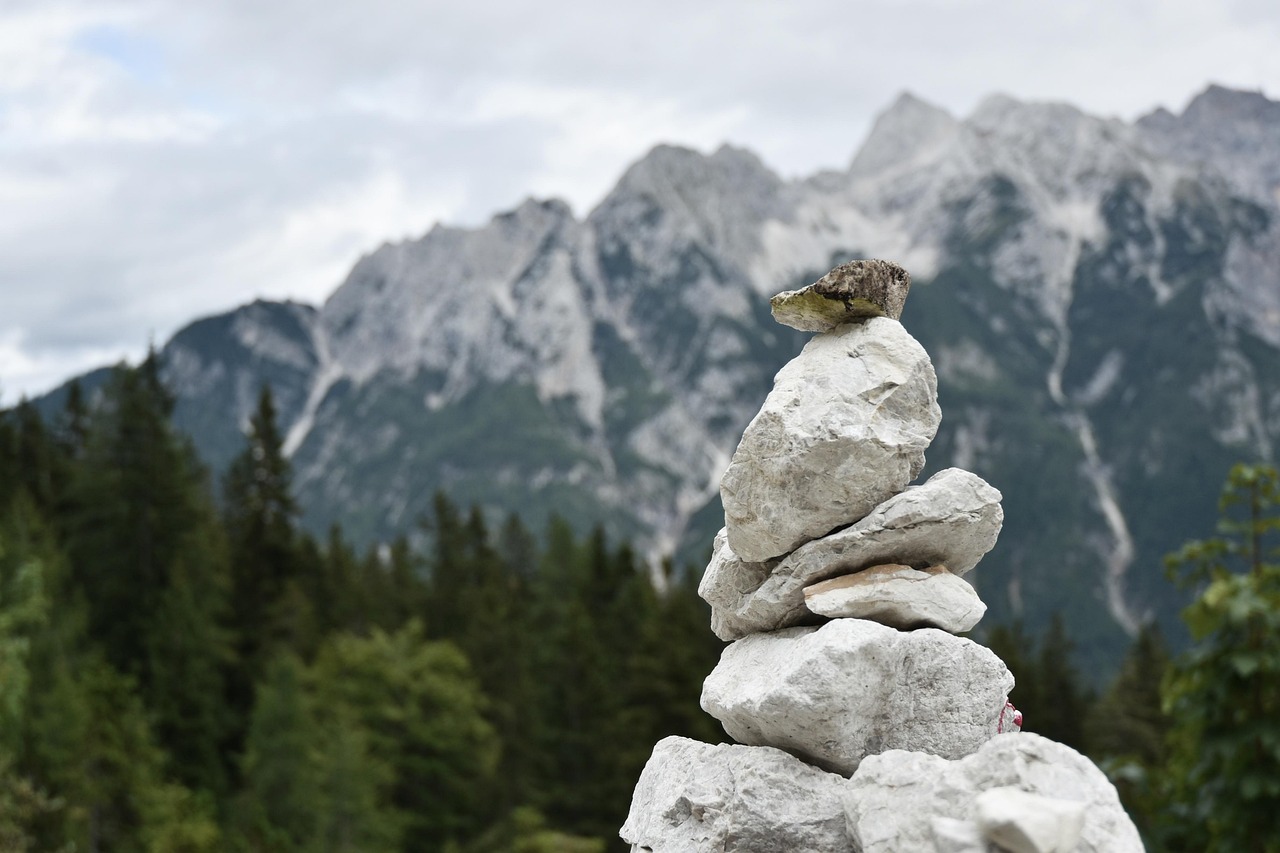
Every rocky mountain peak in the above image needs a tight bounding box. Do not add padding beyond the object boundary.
[848,91,959,182]
[590,142,788,270]
[1183,83,1280,122]
[319,191,585,386]
[961,94,1145,202]
[1138,83,1280,205]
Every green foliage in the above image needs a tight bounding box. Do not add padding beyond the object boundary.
[0,499,65,851]
[1084,623,1171,845]
[139,785,223,853]
[310,622,498,850]
[0,377,727,851]
[461,807,605,853]
[224,386,306,661]
[1086,623,1170,762]
[1160,463,1280,852]
[237,653,400,853]
[0,516,49,752]
[238,654,324,850]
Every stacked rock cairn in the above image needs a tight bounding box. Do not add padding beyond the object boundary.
[621,261,1144,852]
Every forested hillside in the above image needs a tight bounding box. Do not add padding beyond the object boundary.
[0,358,722,851]
[4,356,1275,850]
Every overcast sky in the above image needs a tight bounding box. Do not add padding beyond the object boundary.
[2,0,1277,403]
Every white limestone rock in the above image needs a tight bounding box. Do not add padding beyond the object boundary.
[975,787,1086,853]
[699,619,1013,776]
[929,817,989,853]
[619,736,856,853]
[701,468,1003,640]
[720,317,941,562]
[846,733,1144,853]
[804,563,987,634]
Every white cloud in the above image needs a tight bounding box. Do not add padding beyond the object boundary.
[0,0,1277,404]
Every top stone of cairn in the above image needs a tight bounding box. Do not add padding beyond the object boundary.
[771,259,911,331]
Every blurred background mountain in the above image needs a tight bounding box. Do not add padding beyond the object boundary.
[37,84,1280,672]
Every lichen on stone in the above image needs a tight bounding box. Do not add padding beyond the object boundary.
[771,259,912,332]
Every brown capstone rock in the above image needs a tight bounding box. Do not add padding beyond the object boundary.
[771,259,912,332]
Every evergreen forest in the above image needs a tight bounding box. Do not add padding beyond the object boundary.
[1,356,1277,851]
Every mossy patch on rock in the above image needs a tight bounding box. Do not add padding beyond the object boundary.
[771,259,911,331]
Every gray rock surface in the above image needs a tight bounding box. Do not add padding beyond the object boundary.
[804,563,987,633]
[846,733,1144,853]
[700,619,1013,775]
[620,736,856,853]
[720,317,940,562]
[701,468,1003,640]
[929,817,989,853]
[975,787,1086,853]
[770,259,912,331]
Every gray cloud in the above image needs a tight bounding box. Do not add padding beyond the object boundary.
[1,0,1277,402]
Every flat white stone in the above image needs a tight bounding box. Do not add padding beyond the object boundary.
[975,787,1086,853]
[619,736,856,852]
[720,317,941,562]
[804,563,987,633]
[702,468,1003,640]
[845,733,1143,853]
[699,619,1013,776]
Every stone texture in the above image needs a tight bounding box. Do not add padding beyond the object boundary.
[701,468,1003,640]
[771,259,912,331]
[845,733,1144,853]
[720,317,940,562]
[976,787,1086,853]
[619,736,856,853]
[804,563,987,633]
[700,619,1013,776]
[929,817,988,853]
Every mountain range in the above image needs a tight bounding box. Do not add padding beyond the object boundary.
[45,84,1280,670]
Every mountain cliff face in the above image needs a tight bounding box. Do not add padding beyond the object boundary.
[118,85,1280,669]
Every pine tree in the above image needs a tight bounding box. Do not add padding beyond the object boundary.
[61,355,235,796]
[224,386,306,670]
[1084,622,1171,843]
[0,409,16,508]
[315,525,363,638]
[1087,623,1170,765]
[63,355,205,673]
[423,492,468,641]
[0,496,62,850]
[1031,613,1093,750]
[146,541,235,797]
[11,400,67,518]
[383,535,424,630]
[58,379,90,459]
